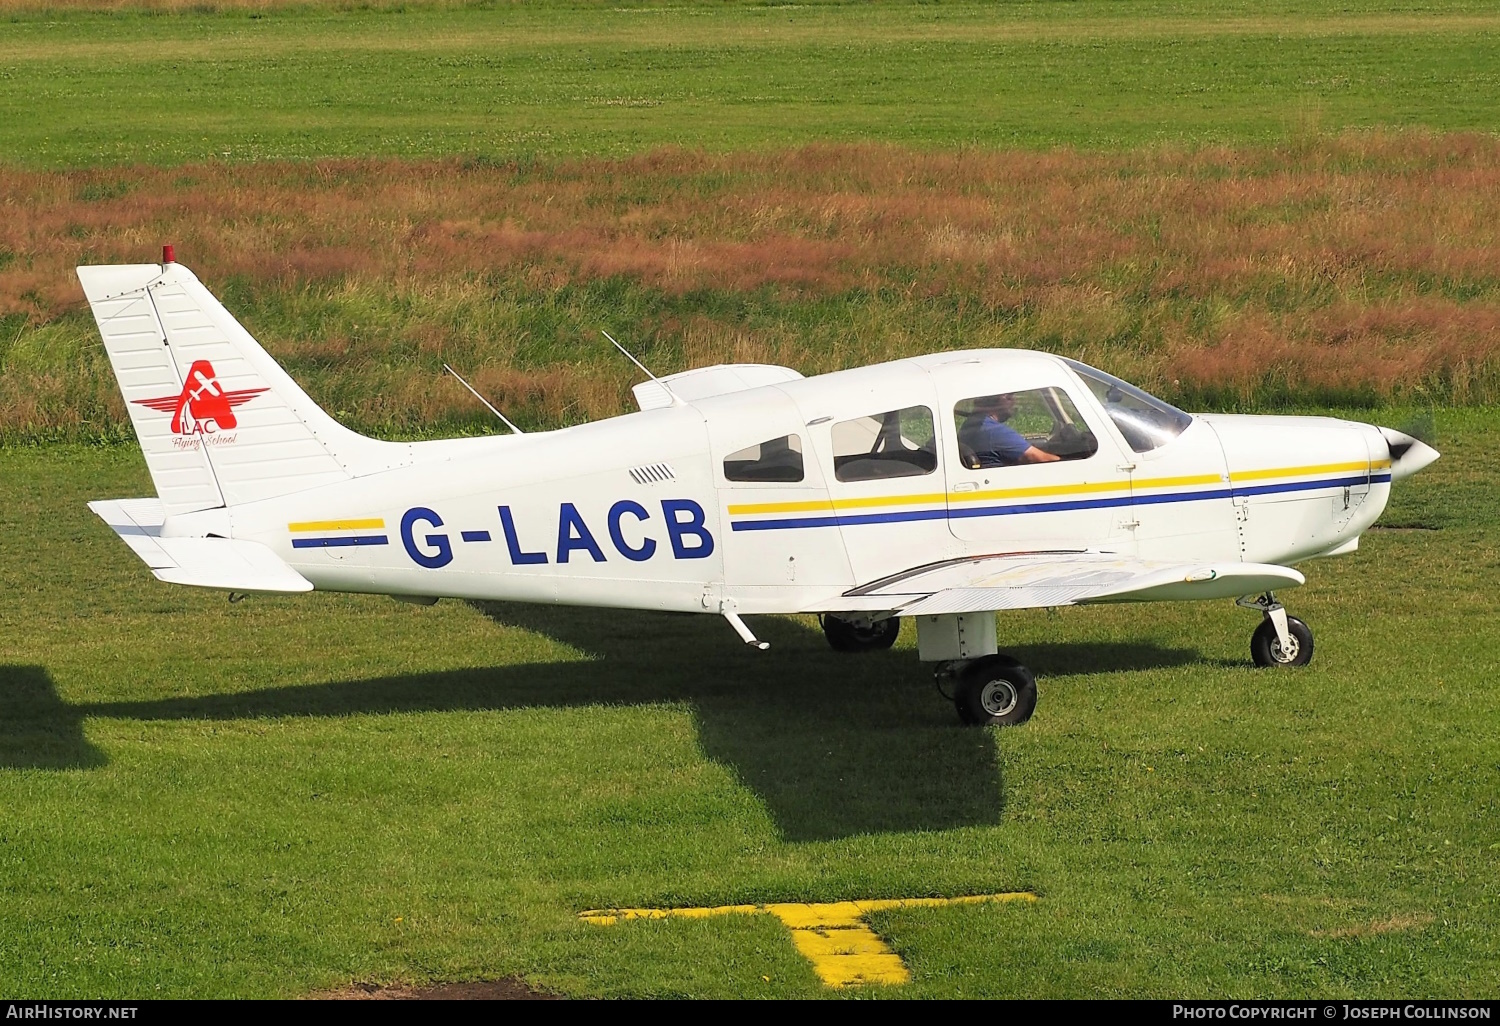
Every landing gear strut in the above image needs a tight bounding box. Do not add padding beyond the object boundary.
[1238,592,1315,667]
[917,611,1037,727]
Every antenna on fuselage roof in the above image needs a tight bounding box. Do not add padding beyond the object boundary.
[601,330,684,407]
[442,364,524,435]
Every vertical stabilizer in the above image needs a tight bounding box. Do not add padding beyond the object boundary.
[78,260,408,515]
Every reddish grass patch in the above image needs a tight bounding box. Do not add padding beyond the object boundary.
[4,134,1499,438]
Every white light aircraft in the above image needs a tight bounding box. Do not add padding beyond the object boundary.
[79,254,1440,726]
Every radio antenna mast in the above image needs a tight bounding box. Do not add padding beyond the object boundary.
[602,330,682,406]
[443,364,524,434]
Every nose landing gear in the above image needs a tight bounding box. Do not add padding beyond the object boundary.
[1238,592,1315,667]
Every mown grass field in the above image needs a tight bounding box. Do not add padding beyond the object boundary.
[1,411,1497,998]
[3,0,1500,1000]
[4,0,1500,165]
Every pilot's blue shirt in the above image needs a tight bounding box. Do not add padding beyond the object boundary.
[961,415,1031,467]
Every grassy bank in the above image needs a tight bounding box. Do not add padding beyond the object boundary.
[4,137,1500,442]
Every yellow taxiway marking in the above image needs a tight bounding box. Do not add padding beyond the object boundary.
[580,892,1037,988]
[286,518,386,532]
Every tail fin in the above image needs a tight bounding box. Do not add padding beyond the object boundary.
[78,260,407,515]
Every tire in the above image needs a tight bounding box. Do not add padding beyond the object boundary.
[953,656,1038,727]
[1250,616,1314,668]
[821,614,900,653]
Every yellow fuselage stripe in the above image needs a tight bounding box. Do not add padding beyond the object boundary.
[727,459,1386,517]
[287,518,386,532]
[1229,459,1387,482]
[727,474,1213,516]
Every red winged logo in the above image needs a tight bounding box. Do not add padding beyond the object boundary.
[133,360,268,436]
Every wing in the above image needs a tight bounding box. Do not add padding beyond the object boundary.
[823,551,1304,616]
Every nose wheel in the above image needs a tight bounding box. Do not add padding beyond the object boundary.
[1239,592,1315,668]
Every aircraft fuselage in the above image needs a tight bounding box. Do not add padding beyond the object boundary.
[202,351,1396,616]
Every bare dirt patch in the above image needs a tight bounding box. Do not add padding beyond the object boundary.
[313,977,559,1000]
[1312,912,1437,940]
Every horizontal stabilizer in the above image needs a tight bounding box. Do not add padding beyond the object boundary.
[838,552,1304,617]
[90,498,313,594]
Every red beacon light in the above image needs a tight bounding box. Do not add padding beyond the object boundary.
[162,244,175,265]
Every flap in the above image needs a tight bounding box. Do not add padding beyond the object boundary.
[846,552,1304,616]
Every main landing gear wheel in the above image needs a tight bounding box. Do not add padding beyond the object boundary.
[1250,615,1314,667]
[952,655,1038,727]
[821,614,900,653]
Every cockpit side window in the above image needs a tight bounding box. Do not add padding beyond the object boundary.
[831,406,937,482]
[1064,359,1194,453]
[724,434,805,483]
[953,388,1099,470]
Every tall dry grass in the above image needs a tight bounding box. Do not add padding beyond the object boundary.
[3,134,1499,440]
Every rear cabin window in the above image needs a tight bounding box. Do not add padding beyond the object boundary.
[723,434,805,483]
[954,388,1098,469]
[832,406,937,482]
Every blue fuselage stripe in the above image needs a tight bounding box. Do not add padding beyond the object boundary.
[728,473,1391,532]
[291,535,390,548]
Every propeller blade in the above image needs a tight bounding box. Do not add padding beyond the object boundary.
[1378,426,1441,482]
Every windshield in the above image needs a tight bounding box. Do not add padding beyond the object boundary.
[1063,359,1193,453]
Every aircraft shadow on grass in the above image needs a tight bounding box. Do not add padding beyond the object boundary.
[0,607,1199,842]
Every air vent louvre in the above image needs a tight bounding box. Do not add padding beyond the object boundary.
[628,462,676,486]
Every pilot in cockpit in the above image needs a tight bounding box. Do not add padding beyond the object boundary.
[959,393,1062,468]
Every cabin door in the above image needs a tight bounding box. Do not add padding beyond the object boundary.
[929,357,1136,554]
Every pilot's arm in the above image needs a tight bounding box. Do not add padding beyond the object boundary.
[968,418,1061,466]
[1017,444,1061,464]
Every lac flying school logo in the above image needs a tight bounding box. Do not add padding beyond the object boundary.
[133,360,267,442]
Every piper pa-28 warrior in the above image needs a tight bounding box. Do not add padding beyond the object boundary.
[79,254,1440,727]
